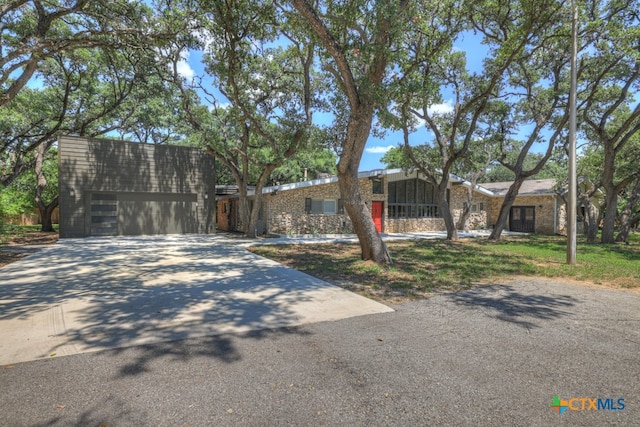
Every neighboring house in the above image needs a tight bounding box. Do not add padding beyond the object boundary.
[58,136,215,238]
[217,169,566,236]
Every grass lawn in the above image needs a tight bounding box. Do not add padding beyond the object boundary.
[249,233,640,302]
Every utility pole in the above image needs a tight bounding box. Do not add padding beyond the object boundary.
[567,0,578,265]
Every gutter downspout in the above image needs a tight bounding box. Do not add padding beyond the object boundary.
[554,196,558,234]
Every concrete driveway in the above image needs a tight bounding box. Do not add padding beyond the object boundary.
[0,235,392,365]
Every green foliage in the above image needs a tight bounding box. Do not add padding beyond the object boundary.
[1,1,158,107]
[380,146,413,170]
[0,182,33,217]
[270,148,337,185]
[0,149,58,216]
[1,0,187,191]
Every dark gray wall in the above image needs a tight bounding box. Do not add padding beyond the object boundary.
[58,136,215,238]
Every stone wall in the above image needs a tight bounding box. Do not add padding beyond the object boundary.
[385,217,445,233]
[265,174,562,235]
[487,194,561,235]
[448,185,491,230]
[266,178,382,234]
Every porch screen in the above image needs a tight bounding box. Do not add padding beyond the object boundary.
[388,179,440,219]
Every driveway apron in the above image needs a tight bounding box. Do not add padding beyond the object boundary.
[0,235,392,365]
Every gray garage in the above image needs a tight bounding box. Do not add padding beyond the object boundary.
[58,136,215,238]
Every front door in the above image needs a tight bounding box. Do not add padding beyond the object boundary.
[509,206,535,233]
[371,201,383,233]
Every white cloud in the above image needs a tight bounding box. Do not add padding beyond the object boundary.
[177,60,195,80]
[176,50,195,80]
[427,100,455,115]
[365,145,395,154]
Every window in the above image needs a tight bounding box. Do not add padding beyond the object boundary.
[406,180,416,203]
[417,180,426,203]
[471,204,477,213]
[388,178,440,219]
[372,178,383,194]
[305,198,342,214]
[396,181,406,203]
[388,182,396,203]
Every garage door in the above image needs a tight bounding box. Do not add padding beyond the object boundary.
[90,192,198,236]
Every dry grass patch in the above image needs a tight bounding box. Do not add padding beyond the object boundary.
[249,234,640,302]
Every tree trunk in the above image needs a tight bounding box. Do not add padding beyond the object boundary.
[489,178,526,240]
[600,141,618,243]
[245,193,262,238]
[331,100,391,263]
[601,188,617,244]
[629,212,640,232]
[457,186,473,232]
[337,164,391,263]
[337,112,391,263]
[34,143,57,232]
[577,188,600,242]
[584,200,600,242]
[615,177,640,243]
[236,182,250,235]
[291,0,394,264]
[245,169,275,238]
[37,197,58,232]
[457,206,470,232]
[437,183,458,240]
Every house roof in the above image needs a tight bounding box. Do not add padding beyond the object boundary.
[479,179,557,196]
[253,170,558,198]
[262,169,389,194]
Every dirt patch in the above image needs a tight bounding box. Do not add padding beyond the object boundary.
[0,231,58,267]
[4,231,59,246]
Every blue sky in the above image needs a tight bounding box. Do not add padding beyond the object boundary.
[175,31,559,172]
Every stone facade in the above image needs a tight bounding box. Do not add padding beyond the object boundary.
[449,183,564,235]
[253,171,563,236]
[385,217,445,233]
[265,177,387,235]
[486,194,562,235]
[448,185,493,230]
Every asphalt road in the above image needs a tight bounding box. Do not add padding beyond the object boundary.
[2,277,638,426]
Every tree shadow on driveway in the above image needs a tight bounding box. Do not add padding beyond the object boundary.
[445,283,579,329]
[0,235,388,366]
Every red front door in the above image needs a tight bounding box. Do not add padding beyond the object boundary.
[371,201,383,233]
